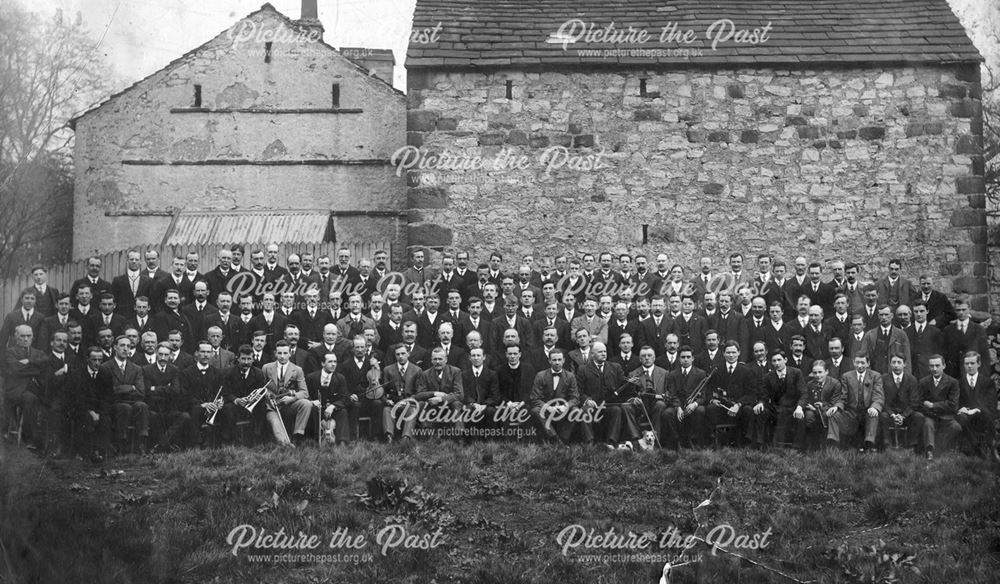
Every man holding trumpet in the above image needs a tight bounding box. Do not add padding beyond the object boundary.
[261,340,311,446]
[178,340,223,447]
[220,345,270,444]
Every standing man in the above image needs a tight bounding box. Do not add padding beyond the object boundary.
[112,250,154,318]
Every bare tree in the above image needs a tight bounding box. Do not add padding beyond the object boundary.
[0,2,113,275]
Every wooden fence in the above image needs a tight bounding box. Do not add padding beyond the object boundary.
[0,241,391,311]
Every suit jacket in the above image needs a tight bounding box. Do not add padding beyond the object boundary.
[69,365,114,415]
[19,284,60,317]
[153,309,194,353]
[261,361,308,399]
[534,317,573,352]
[904,323,943,378]
[629,365,669,400]
[664,366,708,407]
[89,312,128,339]
[838,369,884,413]
[496,362,536,402]
[176,363,224,409]
[204,312,249,352]
[609,351,640,373]
[209,348,236,370]
[180,302,220,345]
[764,367,806,409]
[0,308,44,348]
[694,349,726,373]
[529,368,580,409]
[377,321,406,354]
[414,364,464,403]
[875,276,914,309]
[575,360,629,404]
[336,313,379,344]
[123,314,156,340]
[917,290,956,329]
[636,315,675,356]
[606,318,639,357]
[881,371,919,417]
[382,361,421,401]
[491,314,535,351]
[958,373,998,418]
[941,321,990,377]
[221,365,269,403]
[825,357,852,380]
[70,277,112,306]
[711,362,760,405]
[461,365,500,406]
[803,324,833,361]
[802,281,836,315]
[100,358,146,403]
[917,374,960,419]
[142,362,182,412]
[305,340,352,374]
[305,369,348,410]
[669,314,707,354]
[247,311,288,352]
[570,314,609,345]
[823,314,852,346]
[708,311,749,357]
[799,375,843,410]
[110,273,154,318]
[858,326,912,375]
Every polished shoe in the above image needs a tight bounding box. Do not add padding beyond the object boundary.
[925,450,934,461]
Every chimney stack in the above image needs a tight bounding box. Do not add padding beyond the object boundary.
[297,0,324,41]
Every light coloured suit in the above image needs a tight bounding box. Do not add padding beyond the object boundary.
[857,326,911,375]
[261,360,311,438]
[570,314,609,345]
[829,368,884,445]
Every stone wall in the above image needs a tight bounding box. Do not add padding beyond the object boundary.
[73,7,406,258]
[406,64,990,312]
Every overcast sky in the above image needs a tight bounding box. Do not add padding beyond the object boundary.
[46,0,417,91]
[37,0,1000,98]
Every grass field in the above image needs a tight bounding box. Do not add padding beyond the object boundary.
[1,440,998,584]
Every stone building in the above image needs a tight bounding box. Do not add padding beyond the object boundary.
[70,2,406,258]
[405,0,992,313]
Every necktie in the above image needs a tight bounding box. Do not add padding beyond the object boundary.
[279,365,285,384]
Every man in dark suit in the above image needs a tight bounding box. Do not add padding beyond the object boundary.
[763,349,806,448]
[610,332,641,373]
[22,266,60,318]
[400,322,430,370]
[879,354,921,451]
[411,346,464,434]
[710,292,749,359]
[413,295,450,350]
[916,276,956,329]
[291,288,331,346]
[37,294,75,351]
[607,301,639,357]
[460,347,501,430]
[1,289,44,347]
[306,351,347,444]
[906,301,943,379]
[828,354,883,451]
[859,286,881,332]
[306,323,352,374]
[110,250,154,318]
[760,302,790,355]
[747,342,772,384]
[219,345,270,444]
[857,305,911,375]
[2,325,49,448]
[103,335,150,453]
[154,290,194,354]
[662,346,708,449]
[143,342,189,451]
[529,349,580,443]
[824,294,852,345]
[825,338,852,380]
[123,296,156,341]
[940,298,990,377]
[380,343,422,440]
[496,344,536,408]
[797,360,843,451]
[377,304,406,355]
[70,256,113,307]
[706,341,761,447]
[636,296,674,357]
[575,341,638,447]
[874,259,914,313]
[203,291,247,352]
[180,252,207,306]
[694,331,726,372]
[670,297,707,355]
[70,346,114,461]
[915,355,961,459]
[89,293,128,340]
[492,298,535,352]
[802,306,832,362]
[457,298,496,355]
[204,248,237,305]
[436,322,466,367]
[956,351,997,457]
[180,281,219,345]
[787,336,813,375]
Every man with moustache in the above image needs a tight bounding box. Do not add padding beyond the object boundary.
[111,250,153,318]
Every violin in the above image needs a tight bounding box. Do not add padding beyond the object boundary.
[364,357,386,400]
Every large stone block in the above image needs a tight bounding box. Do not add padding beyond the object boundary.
[950,209,986,227]
[956,244,988,262]
[955,135,982,155]
[858,126,885,140]
[408,110,439,132]
[408,223,454,247]
[407,187,449,209]
[956,176,985,194]
[953,276,988,294]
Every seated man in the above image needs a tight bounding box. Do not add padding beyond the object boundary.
[662,346,709,449]
[827,354,883,451]
[143,341,188,451]
[3,325,48,448]
[764,349,805,448]
[306,352,347,445]
[179,341,224,448]
[915,354,961,460]
[460,347,500,433]
[628,345,668,444]
[879,353,922,452]
[413,347,465,435]
[219,345,271,444]
[706,341,760,448]
[70,346,113,461]
[381,343,421,441]
[103,334,149,454]
[575,341,637,448]
[495,344,536,429]
[956,351,997,458]
[796,360,842,451]
[529,349,580,443]
[262,340,311,446]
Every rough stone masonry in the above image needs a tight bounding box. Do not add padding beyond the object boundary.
[406,64,988,311]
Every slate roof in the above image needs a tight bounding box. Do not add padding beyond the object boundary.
[406,0,982,70]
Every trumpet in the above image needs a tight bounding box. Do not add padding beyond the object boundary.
[206,385,225,425]
[242,385,270,412]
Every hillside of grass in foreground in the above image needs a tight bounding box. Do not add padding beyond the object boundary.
[1,441,998,584]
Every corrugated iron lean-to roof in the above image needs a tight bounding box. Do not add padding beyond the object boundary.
[161,209,333,246]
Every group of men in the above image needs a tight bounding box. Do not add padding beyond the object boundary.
[0,245,995,461]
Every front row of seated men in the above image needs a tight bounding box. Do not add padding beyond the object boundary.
[2,319,995,461]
